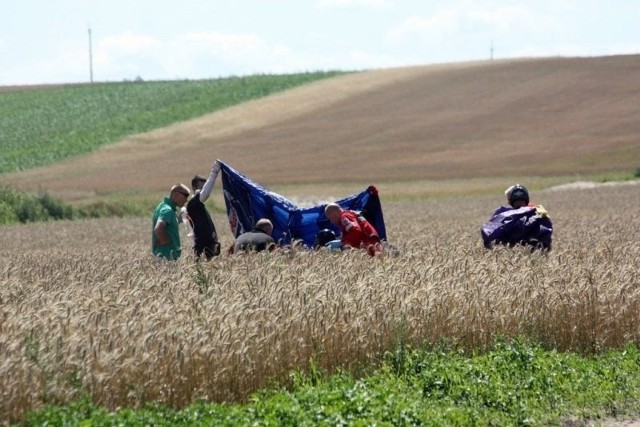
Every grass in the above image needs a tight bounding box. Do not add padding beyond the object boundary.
[21,341,640,426]
[0,72,344,174]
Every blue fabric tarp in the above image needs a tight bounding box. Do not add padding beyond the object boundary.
[220,161,387,247]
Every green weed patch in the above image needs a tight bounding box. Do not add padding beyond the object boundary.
[22,340,640,426]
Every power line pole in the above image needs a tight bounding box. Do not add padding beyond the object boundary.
[490,40,494,61]
[88,26,94,83]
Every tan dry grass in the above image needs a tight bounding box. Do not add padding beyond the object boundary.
[1,184,639,424]
[3,55,639,203]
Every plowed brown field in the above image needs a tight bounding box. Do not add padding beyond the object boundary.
[2,55,639,201]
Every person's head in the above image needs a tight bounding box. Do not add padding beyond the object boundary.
[505,184,529,208]
[170,183,191,207]
[191,174,207,191]
[255,218,273,235]
[314,228,337,249]
[324,203,343,225]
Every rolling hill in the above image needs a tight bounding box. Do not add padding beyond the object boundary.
[2,54,639,200]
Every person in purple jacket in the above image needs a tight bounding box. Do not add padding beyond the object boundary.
[481,184,553,251]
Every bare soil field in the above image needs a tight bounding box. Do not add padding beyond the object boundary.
[2,55,639,202]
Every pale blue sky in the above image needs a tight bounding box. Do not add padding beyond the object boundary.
[1,0,638,85]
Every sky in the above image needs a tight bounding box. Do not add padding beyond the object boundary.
[1,0,638,86]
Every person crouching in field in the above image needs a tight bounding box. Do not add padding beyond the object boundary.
[186,160,222,261]
[481,184,553,251]
[232,218,277,253]
[152,183,191,260]
[324,203,383,256]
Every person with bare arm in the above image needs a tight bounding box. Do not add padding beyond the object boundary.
[151,183,190,260]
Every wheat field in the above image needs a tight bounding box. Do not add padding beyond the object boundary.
[1,183,639,424]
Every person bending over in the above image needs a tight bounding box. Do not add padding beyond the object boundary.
[324,203,382,256]
[232,218,277,253]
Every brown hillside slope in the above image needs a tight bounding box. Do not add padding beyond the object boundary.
[3,55,639,198]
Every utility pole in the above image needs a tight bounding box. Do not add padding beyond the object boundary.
[88,26,94,83]
[490,40,494,61]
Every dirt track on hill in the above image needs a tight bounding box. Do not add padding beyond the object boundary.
[3,55,639,199]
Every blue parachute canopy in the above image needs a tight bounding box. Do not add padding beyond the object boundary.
[220,161,387,247]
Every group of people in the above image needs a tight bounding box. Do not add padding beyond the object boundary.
[151,161,222,261]
[150,160,284,261]
[151,160,386,261]
[152,164,553,261]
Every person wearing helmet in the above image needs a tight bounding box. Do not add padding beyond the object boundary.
[313,228,338,249]
[505,184,530,209]
[481,184,553,250]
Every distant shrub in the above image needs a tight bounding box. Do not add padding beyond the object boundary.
[15,198,49,223]
[0,186,76,224]
[79,201,127,219]
[0,186,22,206]
[635,167,640,178]
[37,191,75,220]
[0,186,153,225]
[0,201,17,224]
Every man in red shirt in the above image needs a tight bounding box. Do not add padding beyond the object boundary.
[324,203,382,256]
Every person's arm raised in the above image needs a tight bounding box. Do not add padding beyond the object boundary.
[199,160,220,203]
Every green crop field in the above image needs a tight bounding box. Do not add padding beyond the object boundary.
[0,72,343,174]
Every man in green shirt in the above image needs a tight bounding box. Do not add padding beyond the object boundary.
[152,183,191,260]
